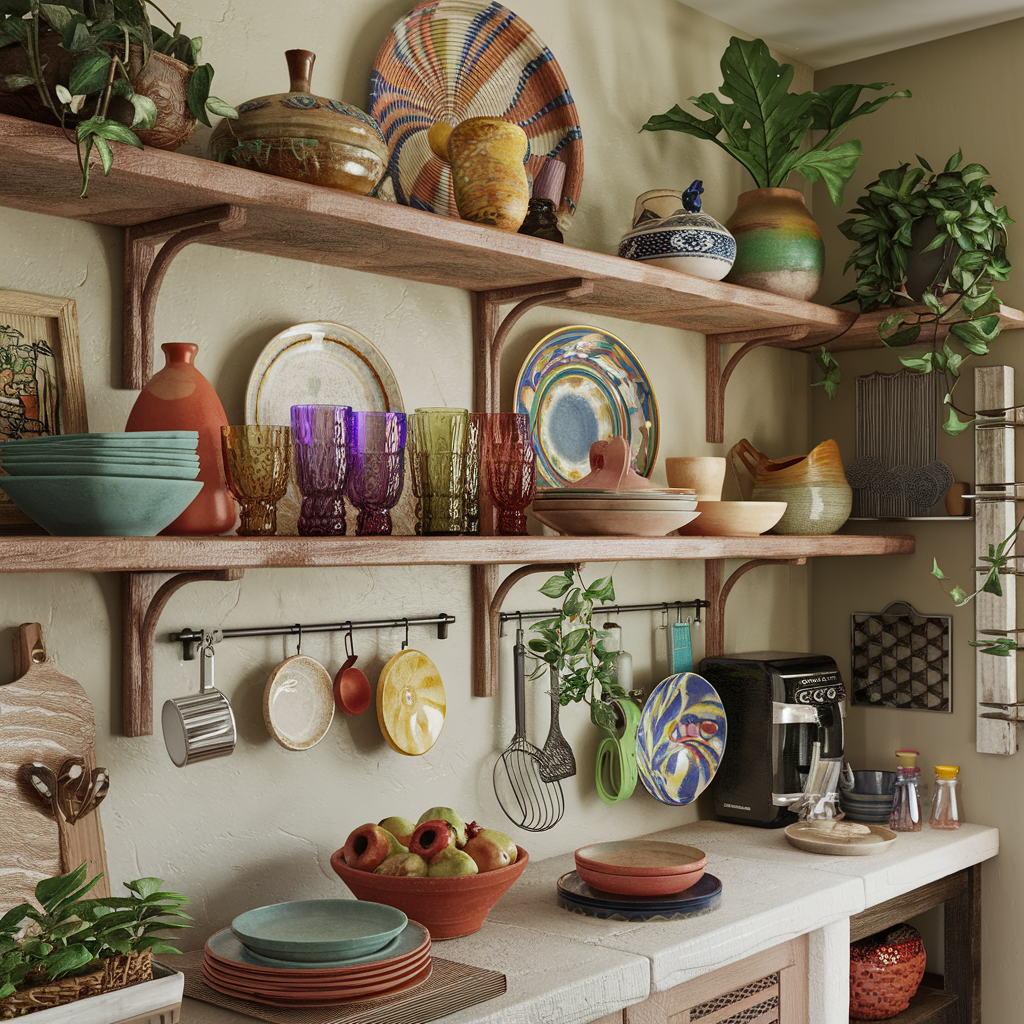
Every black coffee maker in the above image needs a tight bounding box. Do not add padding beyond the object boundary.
[701,652,846,828]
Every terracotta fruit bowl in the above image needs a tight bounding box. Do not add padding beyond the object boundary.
[330,846,529,939]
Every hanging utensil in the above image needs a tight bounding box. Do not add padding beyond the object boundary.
[333,625,372,715]
[595,698,640,804]
[493,626,563,831]
[262,626,334,752]
[539,665,576,783]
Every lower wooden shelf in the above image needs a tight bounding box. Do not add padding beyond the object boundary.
[851,985,957,1024]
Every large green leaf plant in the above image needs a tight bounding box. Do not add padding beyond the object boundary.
[642,36,909,205]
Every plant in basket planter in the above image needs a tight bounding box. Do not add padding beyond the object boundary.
[0,862,189,1018]
[0,0,236,196]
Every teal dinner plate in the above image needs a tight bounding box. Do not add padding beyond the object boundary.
[208,920,428,972]
[1,460,200,480]
[0,431,197,444]
[231,899,407,961]
[514,326,660,488]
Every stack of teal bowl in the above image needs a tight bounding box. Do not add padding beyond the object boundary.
[0,431,202,536]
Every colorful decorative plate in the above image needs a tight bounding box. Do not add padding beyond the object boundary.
[636,672,727,806]
[369,0,583,220]
[514,326,659,487]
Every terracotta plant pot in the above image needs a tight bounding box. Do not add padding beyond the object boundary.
[210,49,387,194]
[125,343,235,535]
[330,845,529,939]
[725,187,824,300]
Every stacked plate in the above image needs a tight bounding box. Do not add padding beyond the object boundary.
[574,840,707,897]
[203,900,432,1008]
[533,487,699,537]
[0,431,201,536]
[557,870,722,922]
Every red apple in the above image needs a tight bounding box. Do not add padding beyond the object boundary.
[409,819,455,860]
[463,834,512,873]
[343,823,392,872]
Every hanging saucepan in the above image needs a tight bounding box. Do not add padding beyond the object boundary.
[263,626,335,751]
[376,625,446,756]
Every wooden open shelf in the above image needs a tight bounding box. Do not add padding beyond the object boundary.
[854,986,958,1024]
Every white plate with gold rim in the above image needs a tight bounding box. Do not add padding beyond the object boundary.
[263,655,335,751]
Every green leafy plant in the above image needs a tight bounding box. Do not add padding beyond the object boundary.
[641,36,909,205]
[0,0,236,196]
[526,569,627,730]
[833,153,1012,433]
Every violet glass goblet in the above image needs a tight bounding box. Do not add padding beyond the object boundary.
[483,413,536,535]
[344,411,407,536]
[290,405,350,536]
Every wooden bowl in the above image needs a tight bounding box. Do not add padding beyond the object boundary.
[330,847,528,939]
[677,500,786,536]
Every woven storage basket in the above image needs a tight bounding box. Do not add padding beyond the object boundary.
[0,949,152,1019]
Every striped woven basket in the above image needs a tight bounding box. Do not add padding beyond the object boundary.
[370,0,583,221]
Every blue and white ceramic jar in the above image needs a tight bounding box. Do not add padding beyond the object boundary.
[617,180,736,281]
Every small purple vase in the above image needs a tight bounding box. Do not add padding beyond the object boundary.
[290,405,350,535]
[345,411,407,535]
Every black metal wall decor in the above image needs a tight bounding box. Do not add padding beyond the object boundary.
[850,600,951,712]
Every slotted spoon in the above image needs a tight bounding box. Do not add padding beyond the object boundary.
[539,665,576,782]
[493,627,564,831]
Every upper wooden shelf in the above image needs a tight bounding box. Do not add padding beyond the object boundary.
[0,533,915,574]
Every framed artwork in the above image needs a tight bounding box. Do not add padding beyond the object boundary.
[0,289,88,526]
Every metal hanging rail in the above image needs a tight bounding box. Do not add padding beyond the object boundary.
[498,599,709,632]
[170,613,456,660]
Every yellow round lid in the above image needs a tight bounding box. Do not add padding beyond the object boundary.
[935,765,960,779]
[376,649,446,756]
[894,749,919,768]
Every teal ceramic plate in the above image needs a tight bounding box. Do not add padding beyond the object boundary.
[207,920,429,973]
[0,431,197,444]
[1,461,200,480]
[514,326,659,487]
[635,672,727,806]
[231,899,407,961]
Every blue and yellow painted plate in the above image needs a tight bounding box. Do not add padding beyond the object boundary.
[514,326,659,488]
[636,672,726,806]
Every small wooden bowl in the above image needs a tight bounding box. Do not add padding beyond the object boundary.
[677,500,786,536]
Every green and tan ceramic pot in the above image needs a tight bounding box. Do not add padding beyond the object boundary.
[724,188,824,301]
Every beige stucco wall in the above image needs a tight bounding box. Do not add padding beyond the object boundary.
[0,2,814,943]
[812,18,1024,1018]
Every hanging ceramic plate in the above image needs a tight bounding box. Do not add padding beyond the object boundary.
[263,655,335,751]
[244,322,413,535]
[514,326,659,487]
[369,0,583,221]
[376,649,446,756]
[636,672,726,806]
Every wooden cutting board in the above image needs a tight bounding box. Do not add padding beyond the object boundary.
[0,622,110,909]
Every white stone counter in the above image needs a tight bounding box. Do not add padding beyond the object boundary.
[179,820,998,1024]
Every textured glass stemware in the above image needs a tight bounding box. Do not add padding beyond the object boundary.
[221,425,292,536]
[484,413,536,535]
[409,408,468,535]
[345,411,407,536]
[290,405,350,536]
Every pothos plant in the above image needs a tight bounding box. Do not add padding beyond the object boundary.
[526,568,627,730]
[0,0,236,196]
[823,152,1013,432]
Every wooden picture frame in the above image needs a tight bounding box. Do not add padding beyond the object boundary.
[0,289,88,526]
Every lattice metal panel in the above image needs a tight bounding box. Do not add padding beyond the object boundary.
[689,973,779,1021]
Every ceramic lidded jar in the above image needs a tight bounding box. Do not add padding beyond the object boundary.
[125,343,235,535]
[618,180,736,281]
[209,49,388,194]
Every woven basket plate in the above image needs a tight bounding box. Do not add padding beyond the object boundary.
[370,0,583,219]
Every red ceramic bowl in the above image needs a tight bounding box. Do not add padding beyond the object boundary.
[575,862,705,897]
[575,840,706,877]
[330,846,529,939]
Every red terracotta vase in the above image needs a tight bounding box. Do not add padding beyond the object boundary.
[126,343,236,535]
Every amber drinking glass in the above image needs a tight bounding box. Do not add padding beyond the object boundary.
[409,408,468,535]
[290,405,350,536]
[345,411,407,536]
[483,413,536,535]
[221,425,292,536]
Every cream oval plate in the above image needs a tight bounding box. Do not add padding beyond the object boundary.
[263,655,335,751]
[784,821,897,856]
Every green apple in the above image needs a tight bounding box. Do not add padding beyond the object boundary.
[418,806,467,846]
[427,847,478,878]
[476,828,517,863]
[378,816,417,846]
[374,852,428,877]
[380,828,408,857]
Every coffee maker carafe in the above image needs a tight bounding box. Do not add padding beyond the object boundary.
[701,652,846,827]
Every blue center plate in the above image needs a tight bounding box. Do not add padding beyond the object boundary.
[636,672,727,806]
[514,326,660,488]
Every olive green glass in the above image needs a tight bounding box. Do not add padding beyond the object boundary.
[221,425,292,536]
[409,408,468,535]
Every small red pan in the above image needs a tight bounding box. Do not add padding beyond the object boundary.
[334,629,371,715]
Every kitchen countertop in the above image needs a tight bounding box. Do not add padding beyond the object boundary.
[178,819,998,1024]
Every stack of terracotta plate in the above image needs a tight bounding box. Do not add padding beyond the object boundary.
[574,840,707,896]
[202,899,432,1008]
[533,488,699,537]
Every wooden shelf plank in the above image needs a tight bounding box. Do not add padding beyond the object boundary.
[850,986,957,1024]
[0,533,915,574]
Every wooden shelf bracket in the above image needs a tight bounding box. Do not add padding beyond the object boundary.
[704,557,807,659]
[123,204,248,388]
[121,568,244,737]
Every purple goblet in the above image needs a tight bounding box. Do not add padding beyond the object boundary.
[290,405,350,536]
[484,413,536,535]
[345,411,407,535]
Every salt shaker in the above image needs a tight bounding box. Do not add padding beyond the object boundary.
[889,765,923,832]
[929,765,961,830]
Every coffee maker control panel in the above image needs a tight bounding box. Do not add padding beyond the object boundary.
[783,669,843,705]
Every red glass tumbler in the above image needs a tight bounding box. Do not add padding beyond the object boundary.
[483,413,536,535]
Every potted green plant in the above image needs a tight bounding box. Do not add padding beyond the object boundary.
[829,152,1013,433]
[0,862,189,1019]
[641,36,909,300]
[0,0,236,196]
